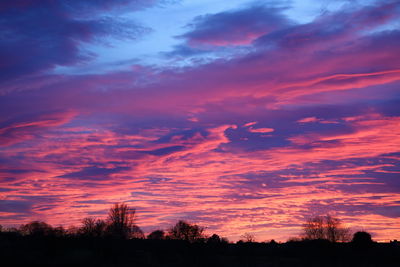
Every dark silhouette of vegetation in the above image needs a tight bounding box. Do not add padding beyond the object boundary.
[18,221,66,237]
[1,206,399,266]
[207,233,221,243]
[147,229,165,240]
[106,202,139,239]
[79,217,107,238]
[302,214,351,242]
[167,220,205,242]
[352,231,373,245]
[240,232,256,243]
[76,203,144,239]
[19,221,54,236]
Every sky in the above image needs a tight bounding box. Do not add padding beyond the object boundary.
[0,0,399,242]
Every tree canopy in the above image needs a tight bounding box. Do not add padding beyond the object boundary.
[302,215,351,242]
[167,220,205,242]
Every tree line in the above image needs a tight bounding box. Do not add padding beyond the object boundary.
[0,203,377,244]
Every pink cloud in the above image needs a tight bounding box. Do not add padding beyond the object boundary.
[297,117,319,123]
[180,6,290,47]
[243,121,257,127]
[1,111,399,241]
[0,111,76,146]
[248,127,274,133]
[1,1,400,242]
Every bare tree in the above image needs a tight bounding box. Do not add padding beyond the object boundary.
[241,232,256,243]
[106,203,140,239]
[325,215,341,242]
[338,226,352,242]
[302,214,351,242]
[94,219,108,237]
[167,220,204,242]
[80,217,107,237]
[303,215,324,240]
[80,217,96,236]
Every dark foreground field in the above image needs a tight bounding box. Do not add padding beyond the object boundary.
[1,235,399,267]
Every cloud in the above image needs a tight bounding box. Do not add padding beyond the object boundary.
[58,166,130,181]
[0,0,154,83]
[248,127,274,134]
[0,200,32,213]
[0,111,76,146]
[1,111,399,239]
[297,117,319,123]
[0,1,400,241]
[179,5,291,47]
[243,122,257,127]
[143,145,186,156]
[255,1,400,49]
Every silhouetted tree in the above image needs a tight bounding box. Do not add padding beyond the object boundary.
[5,227,19,234]
[287,236,302,242]
[80,217,107,237]
[302,215,351,242]
[221,237,229,243]
[352,231,373,244]
[80,217,96,236]
[66,225,79,236]
[52,226,66,237]
[147,230,165,240]
[207,234,221,243]
[326,215,341,242]
[167,220,204,242]
[241,232,256,243]
[94,219,107,237]
[106,203,141,239]
[19,221,54,237]
[303,215,325,240]
[131,225,145,239]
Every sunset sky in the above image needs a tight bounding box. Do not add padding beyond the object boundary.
[0,0,399,242]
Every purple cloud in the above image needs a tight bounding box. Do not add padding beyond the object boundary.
[0,0,399,241]
[179,5,291,47]
[0,199,32,213]
[58,166,130,181]
[255,1,400,50]
[0,111,76,146]
[0,0,154,83]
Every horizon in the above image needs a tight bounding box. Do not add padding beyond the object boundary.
[1,203,391,243]
[0,0,399,243]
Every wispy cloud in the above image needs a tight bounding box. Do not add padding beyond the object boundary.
[0,0,399,241]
